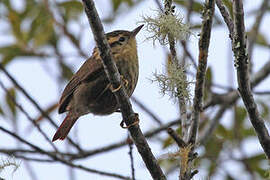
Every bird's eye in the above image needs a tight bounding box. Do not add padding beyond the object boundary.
[119,37,125,42]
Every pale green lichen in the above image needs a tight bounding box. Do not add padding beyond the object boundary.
[140,10,191,45]
[152,61,192,101]
[0,157,20,175]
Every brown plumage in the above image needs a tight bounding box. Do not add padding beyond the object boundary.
[52,25,143,141]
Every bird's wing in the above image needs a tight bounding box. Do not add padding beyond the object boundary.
[58,56,103,114]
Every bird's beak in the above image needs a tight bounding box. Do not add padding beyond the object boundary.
[131,25,144,37]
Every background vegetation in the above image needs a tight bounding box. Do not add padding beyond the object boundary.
[0,0,270,179]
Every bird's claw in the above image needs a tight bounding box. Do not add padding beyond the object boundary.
[109,76,128,93]
[120,75,129,88]
[110,84,122,92]
[120,113,139,129]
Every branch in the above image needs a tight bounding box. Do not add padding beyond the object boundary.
[199,58,270,145]
[153,0,163,11]
[68,118,181,160]
[232,0,270,159]
[127,136,136,180]
[198,105,228,144]
[181,41,197,69]
[0,80,58,152]
[186,0,194,22]
[81,1,166,179]
[0,64,82,152]
[0,126,131,180]
[248,0,269,60]
[164,0,189,144]
[189,0,215,145]
[0,118,181,163]
[131,96,162,125]
[43,0,88,58]
[167,128,186,148]
[216,0,234,39]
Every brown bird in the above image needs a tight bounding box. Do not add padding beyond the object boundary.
[52,25,143,141]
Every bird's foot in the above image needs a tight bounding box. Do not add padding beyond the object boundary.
[110,84,122,92]
[109,75,128,93]
[120,113,139,129]
[120,75,129,88]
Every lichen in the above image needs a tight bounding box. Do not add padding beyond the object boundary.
[140,10,191,45]
[152,61,192,102]
[0,156,20,175]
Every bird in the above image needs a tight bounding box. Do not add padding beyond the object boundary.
[52,25,143,142]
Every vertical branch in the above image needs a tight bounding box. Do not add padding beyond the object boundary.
[189,0,215,145]
[247,0,269,61]
[216,0,234,39]
[153,0,163,11]
[81,0,166,179]
[164,0,188,141]
[232,0,270,159]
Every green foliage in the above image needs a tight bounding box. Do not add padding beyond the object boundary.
[102,0,141,23]
[222,0,233,17]
[247,31,269,47]
[59,61,74,80]
[112,0,134,12]
[0,0,269,179]
[28,8,54,48]
[204,67,212,101]
[203,136,224,176]
[175,0,204,13]
[58,1,83,21]
[0,105,4,116]
[0,45,28,65]
[162,127,181,149]
[233,106,247,141]
[257,100,270,119]
[0,0,57,66]
[5,87,17,118]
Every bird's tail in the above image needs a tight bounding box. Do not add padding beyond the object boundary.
[52,112,78,142]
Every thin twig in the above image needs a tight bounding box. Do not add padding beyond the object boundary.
[43,0,88,58]
[0,64,82,152]
[189,0,215,145]
[164,0,188,144]
[167,128,186,148]
[186,0,194,22]
[199,105,229,144]
[248,0,269,62]
[153,0,163,11]
[181,41,197,69]
[131,96,162,125]
[24,161,38,180]
[216,0,234,39]
[232,0,270,159]
[254,91,270,95]
[81,1,166,179]
[0,119,181,161]
[185,1,215,178]
[0,126,131,180]
[17,155,55,163]
[199,59,270,144]
[68,119,181,160]
[0,80,59,152]
[127,136,135,180]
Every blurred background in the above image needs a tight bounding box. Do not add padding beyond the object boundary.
[0,0,270,179]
